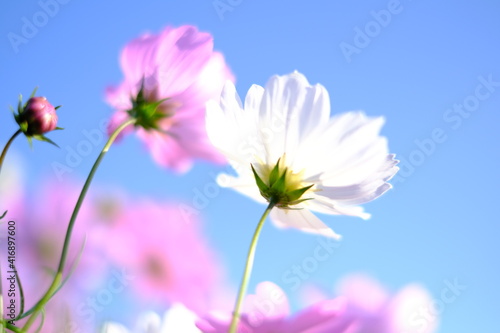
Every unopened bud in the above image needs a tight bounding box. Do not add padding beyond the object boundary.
[21,96,58,135]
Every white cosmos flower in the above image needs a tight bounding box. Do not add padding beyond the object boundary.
[206,71,399,239]
[101,304,201,333]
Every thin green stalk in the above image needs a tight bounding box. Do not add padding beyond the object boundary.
[3,322,21,333]
[229,199,276,333]
[21,119,135,332]
[0,129,21,175]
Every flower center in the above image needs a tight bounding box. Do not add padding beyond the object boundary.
[251,156,313,208]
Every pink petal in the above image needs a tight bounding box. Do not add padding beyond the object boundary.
[155,26,214,97]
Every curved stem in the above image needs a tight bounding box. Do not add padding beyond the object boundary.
[0,129,21,175]
[229,199,276,333]
[21,119,135,332]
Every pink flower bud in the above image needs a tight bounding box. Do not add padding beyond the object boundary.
[23,97,58,134]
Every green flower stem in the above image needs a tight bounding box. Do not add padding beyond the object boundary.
[1,321,22,333]
[229,199,276,333]
[21,118,135,332]
[0,129,21,175]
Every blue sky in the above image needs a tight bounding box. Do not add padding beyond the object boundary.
[1,1,499,332]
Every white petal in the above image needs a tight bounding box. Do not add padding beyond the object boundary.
[297,82,330,141]
[298,113,389,182]
[216,173,265,204]
[101,323,130,333]
[314,154,399,206]
[206,81,261,168]
[307,196,371,220]
[244,84,265,113]
[258,72,315,163]
[219,79,243,112]
[135,312,162,333]
[162,304,202,333]
[317,182,392,206]
[270,208,342,239]
[244,281,290,319]
[387,285,438,333]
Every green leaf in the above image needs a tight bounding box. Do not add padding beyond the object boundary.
[0,211,7,220]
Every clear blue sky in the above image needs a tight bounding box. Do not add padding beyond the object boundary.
[1,1,499,332]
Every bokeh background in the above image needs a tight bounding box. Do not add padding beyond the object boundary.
[1,1,499,332]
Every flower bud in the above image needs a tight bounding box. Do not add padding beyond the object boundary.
[22,96,58,135]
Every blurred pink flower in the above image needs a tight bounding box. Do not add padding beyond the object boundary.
[300,275,439,333]
[196,281,346,333]
[198,277,438,333]
[103,198,226,314]
[18,179,107,287]
[106,25,234,172]
[14,178,114,332]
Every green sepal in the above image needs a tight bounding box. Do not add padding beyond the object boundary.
[251,158,314,208]
[29,86,38,99]
[268,158,281,186]
[0,211,7,220]
[270,166,288,193]
[287,184,314,202]
[26,136,33,149]
[55,127,64,130]
[280,198,314,209]
[19,121,29,133]
[127,80,171,131]
[32,134,60,148]
[55,105,62,110]
[251,164,269,195]
[18,94,23,114]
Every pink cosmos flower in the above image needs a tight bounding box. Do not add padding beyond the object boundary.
[106,25,234,172]
[197,277,438,333]
[10,178,112,332]
[300,275,439,333]
[17,179,108,289]
[196,282,346,333]
[103,198,225,314]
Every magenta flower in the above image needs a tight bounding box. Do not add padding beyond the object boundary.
[106,25,234,172]
[196,282,346,333]
[103,198,226,313]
